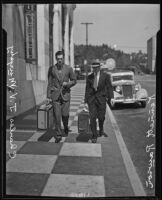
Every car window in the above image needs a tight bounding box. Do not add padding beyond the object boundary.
[112,75,133,82]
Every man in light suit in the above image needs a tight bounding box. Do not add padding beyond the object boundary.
[46,51,77,143]
[84,62,114,143]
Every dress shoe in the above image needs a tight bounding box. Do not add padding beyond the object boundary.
[98,130,104,137]
[99,130,108,137]
[55,135,62,143]
[91,138,97,143]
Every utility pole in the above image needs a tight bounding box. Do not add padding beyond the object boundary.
[81,22,93,79]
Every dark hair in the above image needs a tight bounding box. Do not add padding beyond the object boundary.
[55,50,64,58]
[92,62,100,67]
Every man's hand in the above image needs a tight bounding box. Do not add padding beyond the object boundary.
[62,82,68,87]
[84,103,89,111]
[46,98,52,105]
[110,98,115,106]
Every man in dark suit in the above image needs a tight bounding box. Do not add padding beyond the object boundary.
[46,51,77,143]
[84,62,114,143]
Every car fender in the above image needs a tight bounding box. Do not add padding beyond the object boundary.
[135,88,148,100]
[114,91,122,99]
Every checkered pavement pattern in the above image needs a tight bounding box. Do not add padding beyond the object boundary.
[6,83,134,197]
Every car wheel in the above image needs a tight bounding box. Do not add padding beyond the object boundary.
[110,103,115,110]
[141,101,146,108]
[107,100,115,110]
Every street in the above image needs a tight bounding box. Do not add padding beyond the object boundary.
[6,75,156,197]
[112,74,156,196]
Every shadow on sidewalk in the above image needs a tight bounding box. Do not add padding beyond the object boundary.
[37,128,71,142]
[6,106,38,130]
[37,128,56,142]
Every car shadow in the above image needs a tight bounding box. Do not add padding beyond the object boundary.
[110,103,140,110]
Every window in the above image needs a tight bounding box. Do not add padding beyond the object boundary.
[24,4,37,63]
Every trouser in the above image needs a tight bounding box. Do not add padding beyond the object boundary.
[52,97,70,136]
[88,98,106,138]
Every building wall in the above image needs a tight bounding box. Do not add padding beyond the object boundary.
[147,35,156,73]
[3,4,76,118]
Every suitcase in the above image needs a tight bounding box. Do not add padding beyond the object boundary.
[37,104,54,130]
[78,109,91,133]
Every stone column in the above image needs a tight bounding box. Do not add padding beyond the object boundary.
[37,5,49,80]
[70,15,74,68]
[53,4,60,64]
[2,4,14,47]
[59,4,62,50]
[64,7,70,65]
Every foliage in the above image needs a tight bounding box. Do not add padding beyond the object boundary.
[74,44,148,73]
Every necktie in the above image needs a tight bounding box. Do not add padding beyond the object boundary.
[93,73,98,90]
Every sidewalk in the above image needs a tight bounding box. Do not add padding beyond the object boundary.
[6,82,145,197]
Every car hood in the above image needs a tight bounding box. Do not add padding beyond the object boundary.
[112,80,135,86]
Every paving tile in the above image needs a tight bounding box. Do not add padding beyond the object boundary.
[59,143,102,157]
[42,174,105,197]
[69,125,78,134]
[69,116,75,121]
[6,129,36,133]
[35,129,57,142]
[101,137,134,196]
[69,112,76,117]
[79,104,85,108]
[6,172,49,196]
[15,119,37,125]
[71,99,84,102]
[104,176,134,196]
[69,109,78,113]
[104,165,133,188]
[75,132,92,142]
[64,133,77,143]
[71,93,85,95]
[70,101,81,105]
[70,106,79,110]
[17,141,62,155]
[6,154,58,174]
[12,125,37,130]
[70,120,78,126]
[6,131,35,141]
[28,131,46,142]
[71,97,84,99]
[49,137,66,143]
[102,143,126,167]
[6,141,26,157]
[52,156,104,175]
[23,114,37,120]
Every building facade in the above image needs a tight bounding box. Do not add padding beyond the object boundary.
[2,4,76,118]
[147,35,157,73]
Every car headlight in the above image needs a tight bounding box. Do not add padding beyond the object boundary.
[135,83,141,91]
[115,85,121,93]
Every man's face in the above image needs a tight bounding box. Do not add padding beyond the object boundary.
[56,54,64,66]
[93,66,100,74]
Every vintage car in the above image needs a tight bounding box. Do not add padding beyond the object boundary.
[106,69,148,109]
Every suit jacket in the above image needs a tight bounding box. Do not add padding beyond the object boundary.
[47,64,77,101]
[84,70,114,105]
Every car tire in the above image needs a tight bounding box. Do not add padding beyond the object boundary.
[110,104,115,110]
[141,101,146,108]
